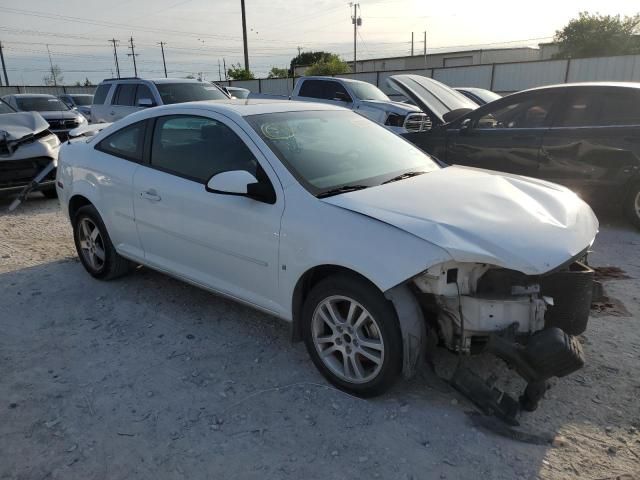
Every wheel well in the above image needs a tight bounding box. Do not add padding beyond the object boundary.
[68,195,92,221]
[290,265,380,342]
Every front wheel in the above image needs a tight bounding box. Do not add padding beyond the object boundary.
[72,205,132,280]
[302,274,403,397]
[626,183,640,229]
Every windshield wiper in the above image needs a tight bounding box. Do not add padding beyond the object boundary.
[317,185,369,198]
[382,171,426,184]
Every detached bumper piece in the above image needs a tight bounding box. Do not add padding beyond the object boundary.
[453,325,584,425]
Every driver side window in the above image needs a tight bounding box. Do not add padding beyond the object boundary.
[150,115,258,183]
[475,95,554,129]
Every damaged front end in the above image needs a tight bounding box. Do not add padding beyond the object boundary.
[412,256,593,423]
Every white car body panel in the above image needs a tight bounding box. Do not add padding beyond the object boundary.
[57,100,598,325]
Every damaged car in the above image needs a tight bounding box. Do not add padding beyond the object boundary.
[0,98,60,198]
[57,100,598,420]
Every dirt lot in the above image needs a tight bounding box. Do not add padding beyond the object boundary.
[1,195,639,480]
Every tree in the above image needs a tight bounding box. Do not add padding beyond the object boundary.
[227,63,255,80]
[554,11,640,58]
[43,65,64,86]
[305,54,351,76]
[83,77,92,87]
[267,67,288,79]
[289,51,333,75]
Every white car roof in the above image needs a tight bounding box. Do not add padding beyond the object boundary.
[145,99,346,117]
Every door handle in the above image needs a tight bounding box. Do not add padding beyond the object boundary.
[141,189,161,202]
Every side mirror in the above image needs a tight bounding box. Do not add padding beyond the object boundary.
[333,91,351,103]
[137,98,154,108]
[459,118,472,134]
[206,170,276,204]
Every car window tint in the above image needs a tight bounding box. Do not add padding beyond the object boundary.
[150,115,258,183]
[324,81,351,101]
[134,84,154,106]
[598,90,640,126]
[113,84,136,106]
[476,96,554,129]
[96,121,146,161]
[93,84,110,105]
[556,91,600,127]
[298,80,324,99]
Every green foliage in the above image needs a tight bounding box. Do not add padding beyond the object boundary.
[305,55,351,76]
[554,11,640,58]
[290,51,333,73]
[227,63,255,80]
[267,67,289,79]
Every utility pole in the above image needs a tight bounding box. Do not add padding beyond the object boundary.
[109,39,120,78]
[350,3,361,73]
[159,41,167,78]
[223,57,228,81]
[411,32,414,56]
[46,44,57,86]
[218,59,222,81]
[0,41,8,86]
[240,0,249,72]
[423,30,427,68]
[127,36,139,77]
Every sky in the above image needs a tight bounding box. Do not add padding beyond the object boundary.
[0,0,638,85]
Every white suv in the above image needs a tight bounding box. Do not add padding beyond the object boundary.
[90,77,229,123]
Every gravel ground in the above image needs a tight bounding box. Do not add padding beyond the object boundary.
[0,194,639,480]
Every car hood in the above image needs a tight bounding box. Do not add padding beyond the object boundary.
[0,111,49,141]
[322,166,598,275]
[358,99,421,114]
[387,75,478,124]
[38,110,81,121]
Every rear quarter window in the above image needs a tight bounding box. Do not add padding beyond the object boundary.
[598,90,640,126]
[93,84,111,105]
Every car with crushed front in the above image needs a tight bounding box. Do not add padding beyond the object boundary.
[56,99,598,420]
[0,98,60,197]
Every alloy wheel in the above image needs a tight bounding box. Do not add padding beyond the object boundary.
[78,217,106,271]
[311,295,385,384]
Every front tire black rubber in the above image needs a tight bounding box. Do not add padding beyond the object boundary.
[625,183,640,230]
[72,204,132,280]
[301,274,403,397]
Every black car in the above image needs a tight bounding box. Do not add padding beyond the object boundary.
[391,75,640,228]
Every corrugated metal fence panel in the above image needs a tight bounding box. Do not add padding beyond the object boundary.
[260,78,293,96]
[567,55,640,82]
[335,72,378,85]
[433,64,493,89]
[0,85,95,96]
[493,60,568,92]
[377,69,432,94]
[229,80,260,92]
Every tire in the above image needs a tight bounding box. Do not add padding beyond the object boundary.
[72,205,132,280]
[301,274,403,397]
[41,187,58,199]
[626,183,640,230]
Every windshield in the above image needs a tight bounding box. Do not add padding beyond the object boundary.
[154,82,228,104]
[0,99,14,114]
[247,110,439,195]
[15,96,70,112]
[71,95,93,106]
[349,82,390,101]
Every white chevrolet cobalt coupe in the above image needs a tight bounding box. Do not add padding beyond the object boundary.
[57,100,598,412]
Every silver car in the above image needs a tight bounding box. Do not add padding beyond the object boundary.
[90,78,230,123]
[0,98,60,197]
[2,94,87,141]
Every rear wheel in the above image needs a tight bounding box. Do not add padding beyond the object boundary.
[302,274,402,397]
[626,183,640,229]
[73,205,132,280]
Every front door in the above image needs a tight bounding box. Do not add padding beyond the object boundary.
[133,112,284,314]
[446,92,560,177]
